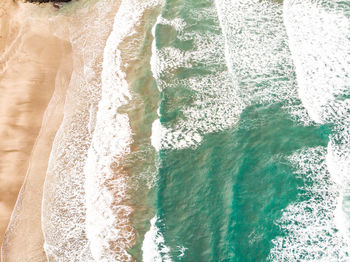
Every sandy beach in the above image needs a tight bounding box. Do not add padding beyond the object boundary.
[0,0,72,260]
[0,0,124,260]
[0,0,157,259]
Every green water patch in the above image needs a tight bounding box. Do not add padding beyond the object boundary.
[160,85,196,124]
[155,23,195,51]
[155,103,329,261]
[226,103,329,262]
[156,128,238,261]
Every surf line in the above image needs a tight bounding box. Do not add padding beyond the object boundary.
[84,0,164,261]
[270,0,350,260]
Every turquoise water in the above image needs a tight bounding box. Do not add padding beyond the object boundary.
[137,0,350,261]
[156,104,329,261]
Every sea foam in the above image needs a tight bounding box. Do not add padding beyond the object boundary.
[214,0,303,111]
[150,0,312,151]
[42,0,161,261]
[41,1,119,260]
[214,0,350,259]
[269,147,350,261]
[269,0,350,259]
[148,0,350,260]
[142,216,172,262]
[150,2,243,151]
[84,0,163,261]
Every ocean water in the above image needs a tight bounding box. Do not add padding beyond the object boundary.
[143,0,350,261]
[37,0,350,261]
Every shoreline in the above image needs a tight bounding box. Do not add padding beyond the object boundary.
[1,0,159,260]
[1,41,72,261]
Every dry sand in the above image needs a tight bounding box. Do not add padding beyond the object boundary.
[0,0,72,260]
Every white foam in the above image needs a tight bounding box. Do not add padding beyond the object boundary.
[284,0,350,124]
[284,0,350,234]
[157,16,186,33]
[269,0,350,259]
[42,0,163,261]
[269,147,350,261]
[215,0,302,105]
[150,3,244,150]
[150,0,313,151]
[84,0,163,261]
[177,246,187,258]
[151,119,163,151]
[214,0,350,259]
[142,216,172,262]
[150,15,161,84]
[41,1,121,260]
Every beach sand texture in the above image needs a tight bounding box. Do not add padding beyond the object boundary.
[0,0,123,260]
[0,0,72,260]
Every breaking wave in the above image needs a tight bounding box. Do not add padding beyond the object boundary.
[270,0,350,260]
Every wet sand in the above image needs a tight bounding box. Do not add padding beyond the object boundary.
[0,0,72,260]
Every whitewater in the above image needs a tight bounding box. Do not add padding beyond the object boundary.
[147,0,350,261]
[41,0,161,260]
[270,0,350,260]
